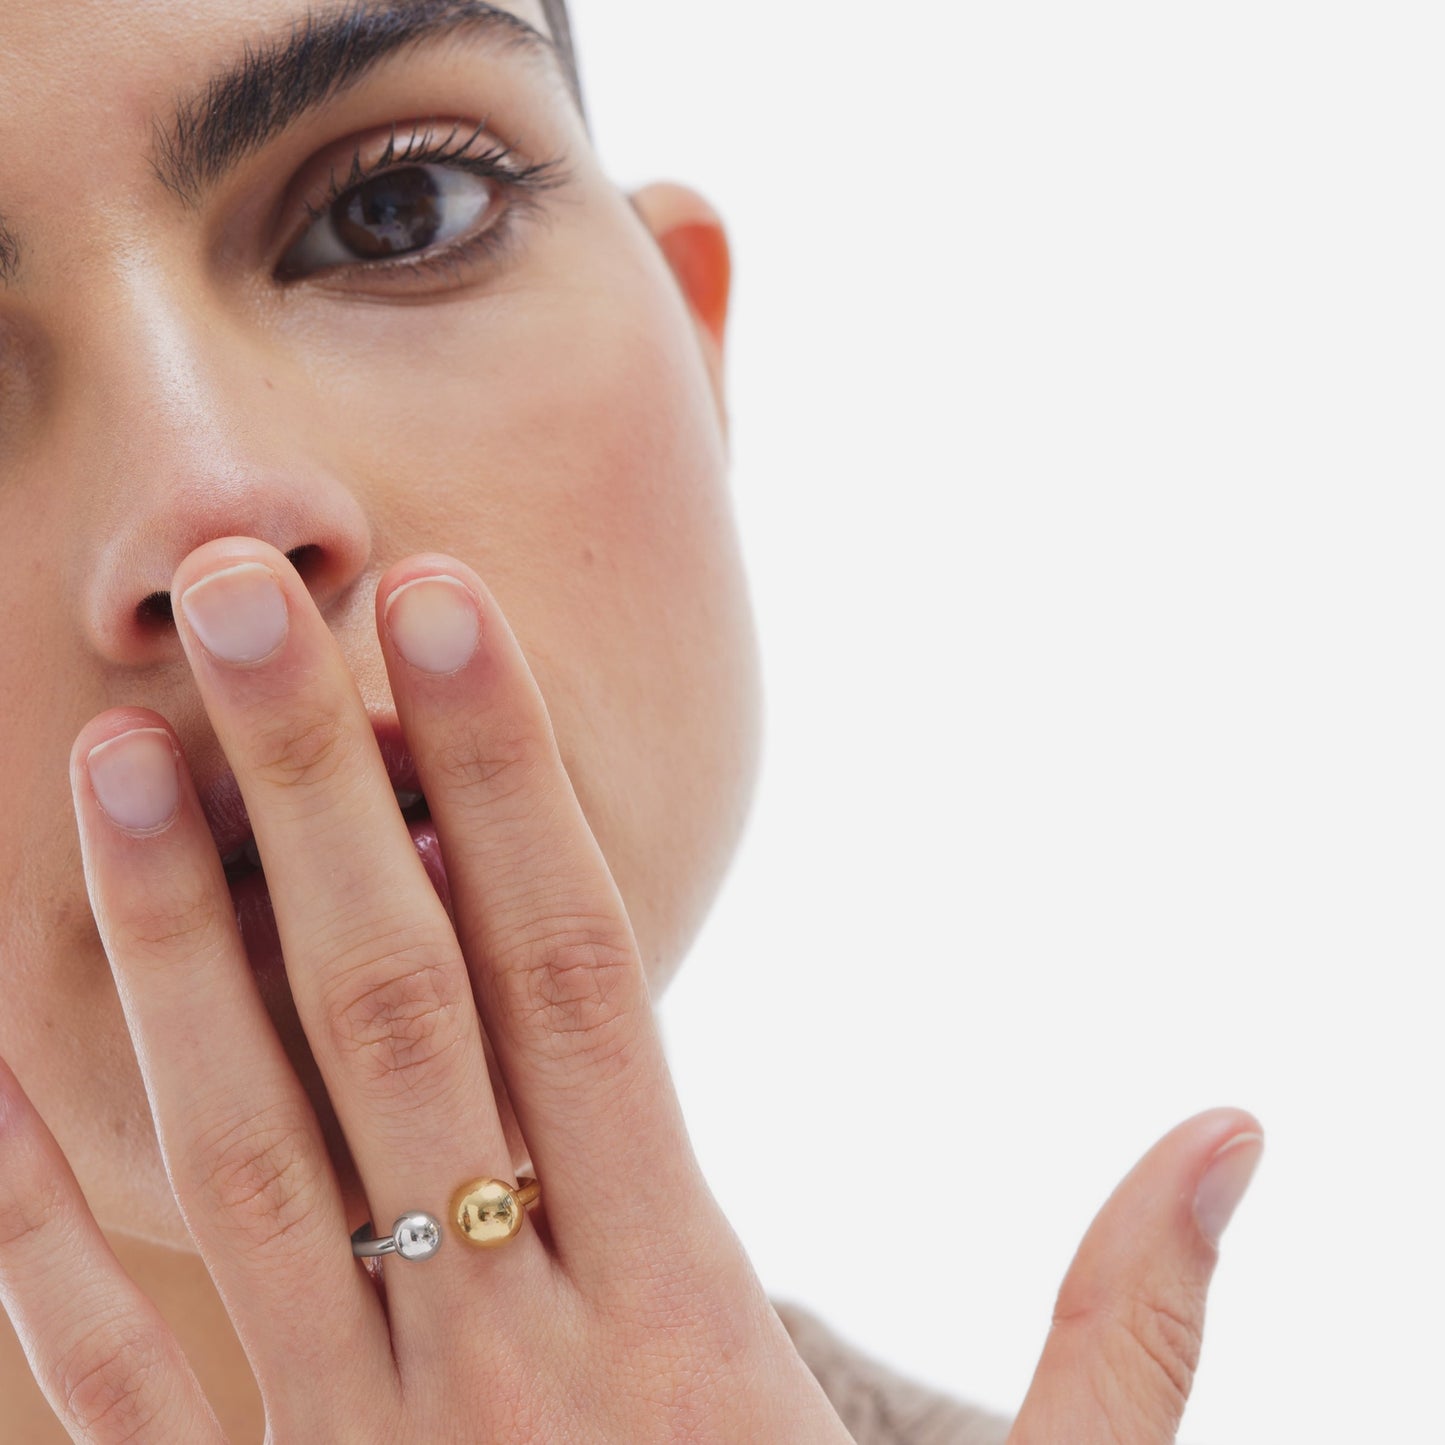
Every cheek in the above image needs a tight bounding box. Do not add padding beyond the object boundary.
[311,244,760,972]
[0,558,100,975]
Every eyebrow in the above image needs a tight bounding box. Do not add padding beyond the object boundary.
[150,1,565,206]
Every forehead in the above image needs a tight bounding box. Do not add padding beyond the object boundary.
[0,0,550,41]
[0,0,553,106]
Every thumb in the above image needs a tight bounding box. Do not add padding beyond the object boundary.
[1008,1107,1264,1445]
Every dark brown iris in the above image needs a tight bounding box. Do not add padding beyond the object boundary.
[333,168,442,258]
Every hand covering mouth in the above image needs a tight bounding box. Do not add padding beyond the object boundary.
[194,714,428,881]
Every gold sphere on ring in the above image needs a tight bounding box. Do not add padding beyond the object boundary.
[450,1177,533,1247]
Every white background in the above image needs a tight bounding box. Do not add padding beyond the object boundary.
[568,4,1442,1441]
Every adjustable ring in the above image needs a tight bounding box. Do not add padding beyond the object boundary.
[449,1175,541,1248]
[349,1176,541,1262]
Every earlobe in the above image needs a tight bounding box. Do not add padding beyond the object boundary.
[628,181,731,362]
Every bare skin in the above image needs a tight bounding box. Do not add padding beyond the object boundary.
[0,3,1261,1440]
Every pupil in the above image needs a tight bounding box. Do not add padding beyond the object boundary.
[335,169,442,258]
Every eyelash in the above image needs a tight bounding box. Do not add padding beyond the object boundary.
[285,117,573,286]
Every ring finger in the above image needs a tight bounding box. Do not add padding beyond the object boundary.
[91,544,539,1319]
[165,540,547,1296]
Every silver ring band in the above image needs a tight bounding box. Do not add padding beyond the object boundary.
[350,1211,442,1262]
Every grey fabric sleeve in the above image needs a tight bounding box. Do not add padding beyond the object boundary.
[772,1298,1015,1445]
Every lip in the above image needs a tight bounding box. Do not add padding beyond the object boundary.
[196,714,423,865]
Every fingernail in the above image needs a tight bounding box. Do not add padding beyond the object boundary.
[1193,1131,1264,1245]
[86,729,181,833]
[179,563,289,665]
[385,576,480,675]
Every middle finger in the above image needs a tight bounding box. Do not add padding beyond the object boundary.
[171,539,544,1291]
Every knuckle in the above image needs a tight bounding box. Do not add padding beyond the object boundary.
[56,1318,171,1443]
[188,1102,327,1255]
[496,919,638,1075]
[321,942,472,1103]
[248,707,356,794]
[0,1174,67,1254]
[1053,1285,1205,1419]
[433,727,544,809]
[115,885,222,959]
[1118,1290,1205,1406]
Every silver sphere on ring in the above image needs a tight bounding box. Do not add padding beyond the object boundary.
[351,1210,442,1261]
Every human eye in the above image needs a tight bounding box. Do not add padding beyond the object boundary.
[276,118,573,288]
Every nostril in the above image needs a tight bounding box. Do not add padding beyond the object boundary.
[135,545,317,631]
[137,589,173,626]
[286,544,319,582]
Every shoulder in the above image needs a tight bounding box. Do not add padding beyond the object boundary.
[771,1297,1014,1445]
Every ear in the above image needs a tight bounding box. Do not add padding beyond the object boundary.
[627,181,731,429]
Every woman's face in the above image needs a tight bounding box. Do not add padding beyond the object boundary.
[0,0,761,1249]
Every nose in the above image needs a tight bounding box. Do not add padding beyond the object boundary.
[67,265,374,665]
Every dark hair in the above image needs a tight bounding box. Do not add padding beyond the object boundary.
[538,0,587,132]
